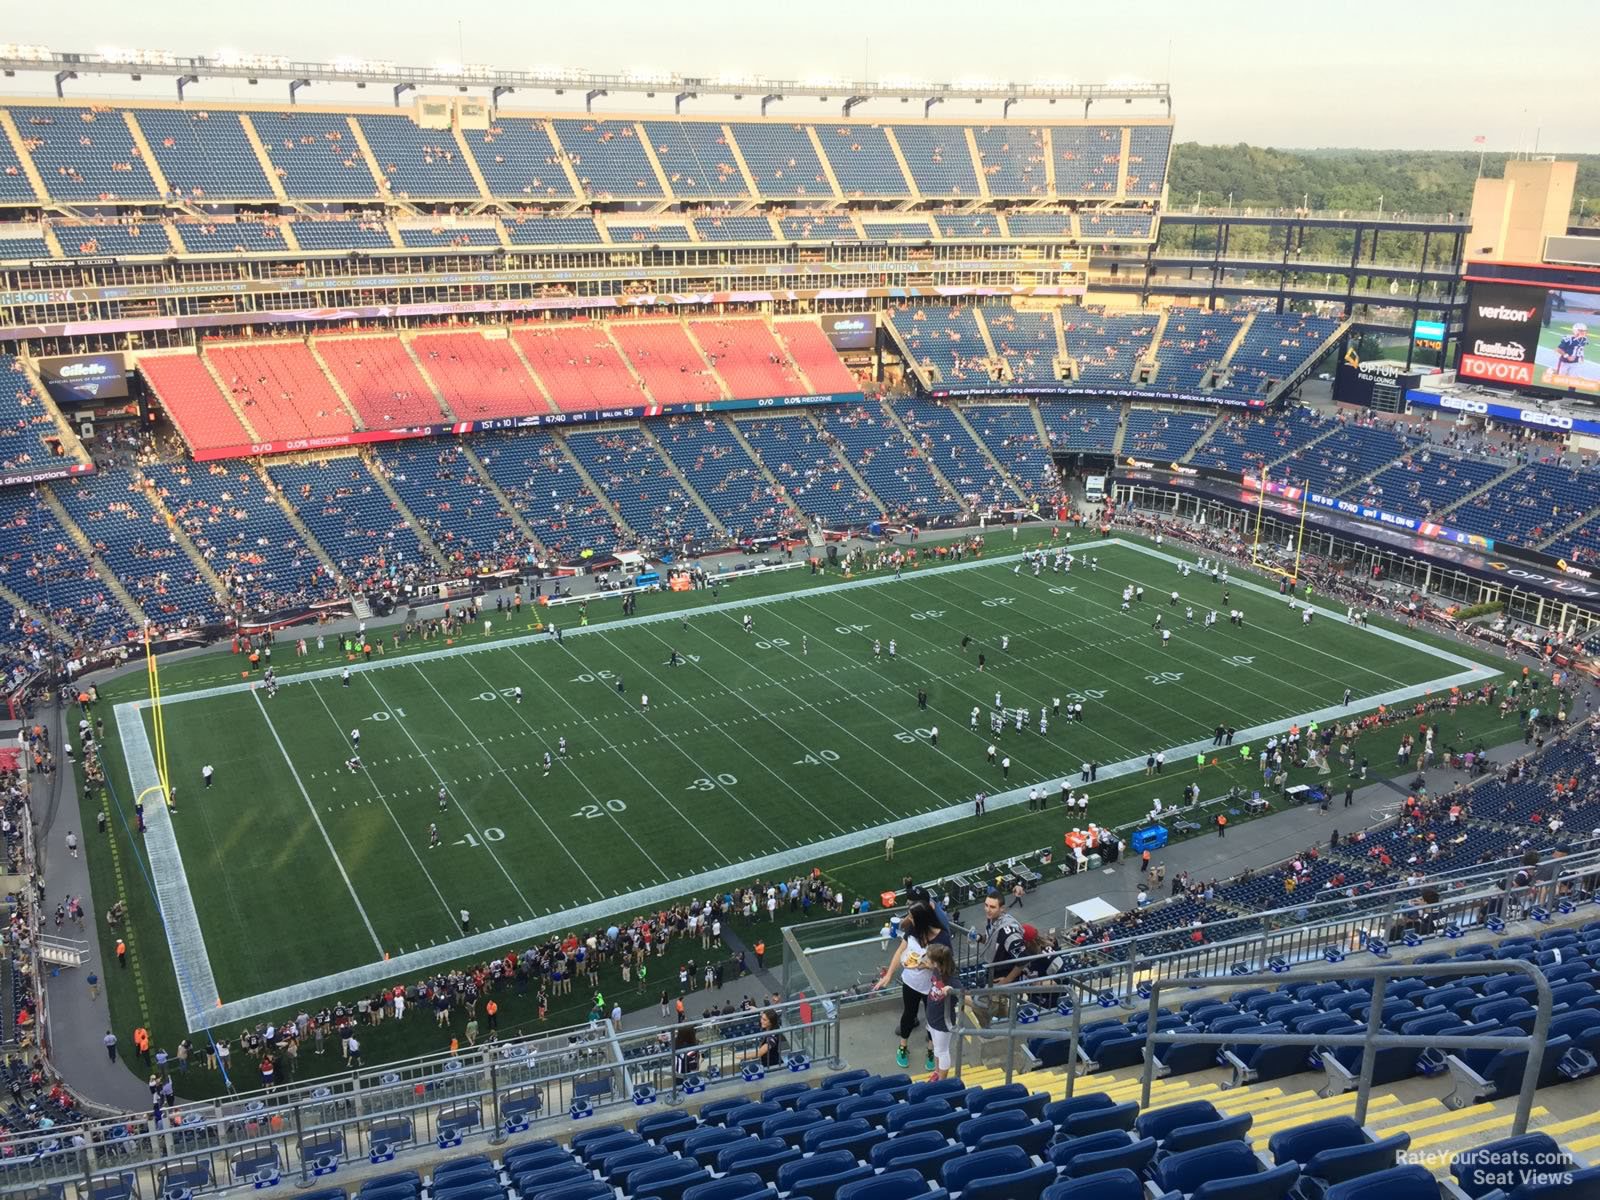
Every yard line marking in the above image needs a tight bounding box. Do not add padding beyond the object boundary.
[579,628,864,830]
[304,682,458,930]
[251,689,385,956]
[402,664,595,899]
[113,701,220,1026]
[453,652,673,877]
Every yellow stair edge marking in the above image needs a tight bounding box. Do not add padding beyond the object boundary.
[1245,1094,1400,1135]
[1407,1109,1548,1152]
[1565,1132,1600,1154]
[1374,1105,1548,1139]
[1216,1090,1393,1120]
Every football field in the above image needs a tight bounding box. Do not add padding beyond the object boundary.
[112,537,1499,1030]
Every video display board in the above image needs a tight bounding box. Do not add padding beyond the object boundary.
[1458,282,1600,395]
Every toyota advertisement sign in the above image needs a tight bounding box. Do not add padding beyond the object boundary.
[1457,283,1544,389]
[35,352,130,405]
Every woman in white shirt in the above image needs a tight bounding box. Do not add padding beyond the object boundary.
[871,903,943,1071]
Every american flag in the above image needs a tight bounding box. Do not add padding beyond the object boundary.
[1473,135,1486,144]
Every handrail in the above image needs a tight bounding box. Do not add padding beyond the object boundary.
[1138,958,1554,1135]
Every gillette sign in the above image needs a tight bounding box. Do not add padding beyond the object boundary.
[35,352,129,405]
[1457,283,1543,389]
[823,313,876,351]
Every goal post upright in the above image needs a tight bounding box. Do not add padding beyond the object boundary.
[143,624,173,808]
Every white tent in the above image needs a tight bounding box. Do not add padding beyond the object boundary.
[1066,896,1121,925]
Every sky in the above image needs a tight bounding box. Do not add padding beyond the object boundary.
[2,0,1593,153]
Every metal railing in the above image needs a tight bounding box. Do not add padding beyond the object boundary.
[0,995,841,1197]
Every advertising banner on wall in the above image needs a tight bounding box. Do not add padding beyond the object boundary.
[1457,283,1548,389]
[34,352,130,405]
[822,314,876,351]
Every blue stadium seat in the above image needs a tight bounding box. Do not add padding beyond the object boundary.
[1044,1168,1146,1200]
[1326,1165,1440,1200]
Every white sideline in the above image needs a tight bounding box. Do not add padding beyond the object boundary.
[111,539,1499,1031]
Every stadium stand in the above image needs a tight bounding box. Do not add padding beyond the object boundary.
[132,108,275,201]
[1079,210,1156,241]
[53,221,167,257]
[472,428,626,559]
[396,224,502,249]
[10,105,162,202]
[413,331,551,421]
[738,414,880,528]
[552,118,666,200]
[774,321,861,395]
[510,323,646,413]
[0,233,50,260]
[356,114,483,200]
[688,319,807,400]
[1155,308,1248,393]
[206,342,357,441]
[933,211,1003,238]
[891,125,982,196]
[897,400,1021,508]
[610,221,692,243]
[51,470,222,629]
[813,124,910,196]
[652,415,799,541]
[860,217,936,241]
[0,126,40,202]
[1189,408,1331,477]
[972,125,1049,196]
[312,336,447,430]
[288,216,394,251]
[984,310,1062,385]
[730,122,831,198]
[1053,126,1125,195]
[692,215,776,242]
[1126,125,1174,196]
[1038,401,1123,454]
[1214,314,1343,403]
[564,427,719,551]
[893,305,991,388]
[249,110,380,199]
[0,356,72,478]
[138,353,254,453]
[642,120,749,199]
[1445,462,1600,550]
[1347,450,1511,524]
[171,219,290,254]
[267,457,430,589]
[1273,422,1416,496]
[0,487,134,643]
[818,403,963,523]
[1120,407,1215,461]
[609,322,725,405]
[149,460,336,612]
[372,441,530,572]
[502,214,602,246]
[1005,211,1076,237]
[1059,308,1159,388]
[461,116,575,200]
[776,211,859,240]
[961,405,1056,499]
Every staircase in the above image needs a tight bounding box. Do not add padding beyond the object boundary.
[121,112,172,199]
[340,118,393,209]
[880,399,971,517]
[237,113,289,202]
[0,581,78,648]
[722,124,762,198]
[449,124,493,202]
[0,110,50,201]
[634,122,675,200]
[880,128,922,199]
[17,358,92,464]
[38,485,148,626]
[1138,308,1174,384]
[500,331,560,414]
[1213,312,1257,379]
[1260,422,1344,478]
[543,119,588,199]
[305,341,370,430]
[1536,502,1600,553]
[723,415,801,518]
[550,433,636,539]
[1434,460,1523,523]
[635,423,728,537]
[251,464,346,587]
[197,353,264,443]
[398,335,459,420]
[880,313,935,391]
[454,443,550,557]
[682,320,737,399]
[1111,406,1131,457]
[962,127,991,201]
[804,126,846,201]
[363,453,453,572]
[36,934,90,969]
[949,403,1030,505]
[802,411,892,515]
[1181,409,1233,464]
[138,474,230,601]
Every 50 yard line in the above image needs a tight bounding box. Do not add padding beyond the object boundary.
[251,689,384,956]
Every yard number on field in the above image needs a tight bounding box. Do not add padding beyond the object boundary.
[980,596,1014,608]
[907,610,944,621]
[368,708,407,721]
[793,749,841,765]
[1145,672,1185,686]
[473,688,521,701]
[834,624,870,635]
[754,638,790,650]
[455,827,505,847]
[894,729,936,743]
[687,773,738,791]
[1221,655,1256,667]
[573,799,628,820]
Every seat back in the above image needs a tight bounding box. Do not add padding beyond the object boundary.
[942,1146,1032,1195]
[1268,1116,1366,1167]
[1190,1160,1300,1200]
[1043,1168,1144,1200]
[1154,1140,1262,1195]
[1162,1114,1254,1155]
[1136,1100,1223,1143]
[958,1162,1060,1200]
[1325,1164,1443,1200]
[1305,1133,1412,1186]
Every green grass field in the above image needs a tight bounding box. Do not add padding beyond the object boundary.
[99,532,1508,1030]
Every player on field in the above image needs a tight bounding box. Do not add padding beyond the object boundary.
[640,693,650,714]
[888,638,897,658]
[873,639,882,659]
[742,614,754,634]
[342,667,350,688]
[513,686,523,703]
[542,751,553,776]
[438,786,449,811]
[970,706,979,731]
[1162,628,1172,648]
[558,736,568,756]
[350,727,360,750]
[346,755,362,773]
[429,823,440,849]
[1039,711,1048,736]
